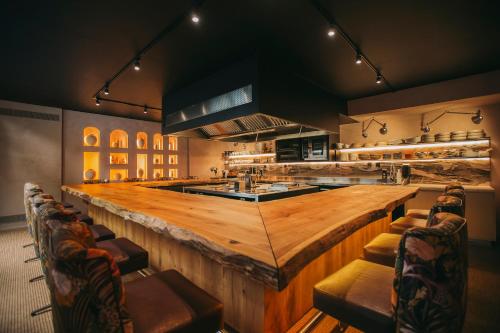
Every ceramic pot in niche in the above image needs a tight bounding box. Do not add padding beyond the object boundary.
[155,172,161,179]
[114,172,122,180]
[85,134,97,146]
[138,168,144,178]
[136,138,145,149]
[85,169,96,180]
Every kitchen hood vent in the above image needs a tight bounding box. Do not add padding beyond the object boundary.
[163,57,347,142]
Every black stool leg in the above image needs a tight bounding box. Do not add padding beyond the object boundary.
[332,321,349,333]
[29,275,44,283]
[24,256,39,263]
[31,304,51,317]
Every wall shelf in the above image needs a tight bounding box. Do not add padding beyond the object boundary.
[83,127,100,147]
[110,169,128,181]
[136,132,148,149]
[109,153,128,165]
[168,136,178,151]
[228,153,276,159]
[228,157,490,167]
[110,129,128,148]
[153,133,163,150]
[168,168,178,178]
[336,139,490,153]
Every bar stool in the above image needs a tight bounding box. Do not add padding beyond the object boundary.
[406,184,465,220]
[35,201,146,276]
[390,194,463,234]
[313,212,467,333]
[47,219,224,333]
[364,195,465,266]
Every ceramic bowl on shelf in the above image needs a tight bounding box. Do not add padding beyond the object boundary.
[404,136,421,144]
[84,134,98,146]
[85,169,96,180]
[388,139,403,145]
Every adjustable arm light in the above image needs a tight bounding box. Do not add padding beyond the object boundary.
[421,110,483,133]
[362,117,388,138]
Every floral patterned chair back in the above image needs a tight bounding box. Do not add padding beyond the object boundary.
[29,193,56,257]
[36,202,77,281]
[47,220,132,333]
[426,195,464,226]
[392,212,467,332]
[23,183,41,236]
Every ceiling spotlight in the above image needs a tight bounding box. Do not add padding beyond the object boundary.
[191,13,200,24]
[376,73,382,84]
[355,53,362,65]
[133,57,141,71]
[471,110,483,124]
[327,27,335,37]
[103,83,110,95]
[362,129,368,138]
[143,105,148,114]
[95,96,101,106]
[379,123,388,135]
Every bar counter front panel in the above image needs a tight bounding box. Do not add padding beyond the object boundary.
[62,180,418,333]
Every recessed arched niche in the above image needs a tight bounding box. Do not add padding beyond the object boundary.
[168,136,178,151]
[153,133,163,150]
[110,129,128,148]
[136,132,148,149]
[83,127,100,147]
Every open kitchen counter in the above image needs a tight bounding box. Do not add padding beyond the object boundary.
[62,180,418,332]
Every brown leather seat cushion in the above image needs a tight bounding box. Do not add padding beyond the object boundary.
[89,224,116,242]
[125,270,223,333]
[314,259,394,333]
[76,213,94,225]
[97,237,148,275]
[390,216,426,234]
[363,233,401,267]
[405,208,430,219]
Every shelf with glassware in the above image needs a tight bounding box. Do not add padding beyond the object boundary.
[224,151,276,166]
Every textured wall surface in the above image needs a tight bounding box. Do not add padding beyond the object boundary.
[0,100,62,217]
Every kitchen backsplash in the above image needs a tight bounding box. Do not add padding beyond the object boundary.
[229,159,490,185]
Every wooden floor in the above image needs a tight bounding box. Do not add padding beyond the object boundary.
[286,309,361,333]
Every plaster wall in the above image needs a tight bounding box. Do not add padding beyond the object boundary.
[0,100,62,218]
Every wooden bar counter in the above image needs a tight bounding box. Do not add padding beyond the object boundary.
[62,181,418,333]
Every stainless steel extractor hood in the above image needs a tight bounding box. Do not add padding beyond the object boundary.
[162,57,350,142]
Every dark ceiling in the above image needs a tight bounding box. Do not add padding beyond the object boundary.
[2,0,500,121]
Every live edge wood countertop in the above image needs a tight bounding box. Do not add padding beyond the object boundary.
[62,180,418,290]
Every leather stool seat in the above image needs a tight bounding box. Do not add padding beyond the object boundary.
[362,233,401,267]
[314,259,394,333]
[76,214,94,225]
[405,208,430,219]
[97,238,148,275]
[61,202,74,208]
[390,216,426,234]
[125,270,223,333]
[90,224,116,242]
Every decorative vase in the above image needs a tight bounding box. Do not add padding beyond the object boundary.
[85,134,97,146]
[114,172,122,180]
[137,138,145,149]
[85,169,96,180]
[138,168,144,178]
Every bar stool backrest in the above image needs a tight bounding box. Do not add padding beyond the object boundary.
[393,212,467,332]
[426,195,464,226]
[47,220,132,333]
[445,189,466,212]
[30,194,55,257]
[24,183,41,235]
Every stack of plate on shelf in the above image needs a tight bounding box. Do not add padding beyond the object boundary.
[388,139,403,145]
[421,134,435,143]
[363,142,375,147]
[370,154,382,160]
[375,141,387,146]
[351,143,363,148]
[451,130,467,141]
[435,132,451,142]
[359,154,371,160]
[467,129,486,140]
[404,136,421,144]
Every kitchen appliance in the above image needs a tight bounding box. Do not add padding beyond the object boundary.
[302,135,329,161]
[162,57,354,142]
[276,138,302,162]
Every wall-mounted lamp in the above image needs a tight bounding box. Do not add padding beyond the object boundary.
[362,117,388,138]
[421,110,483,133]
